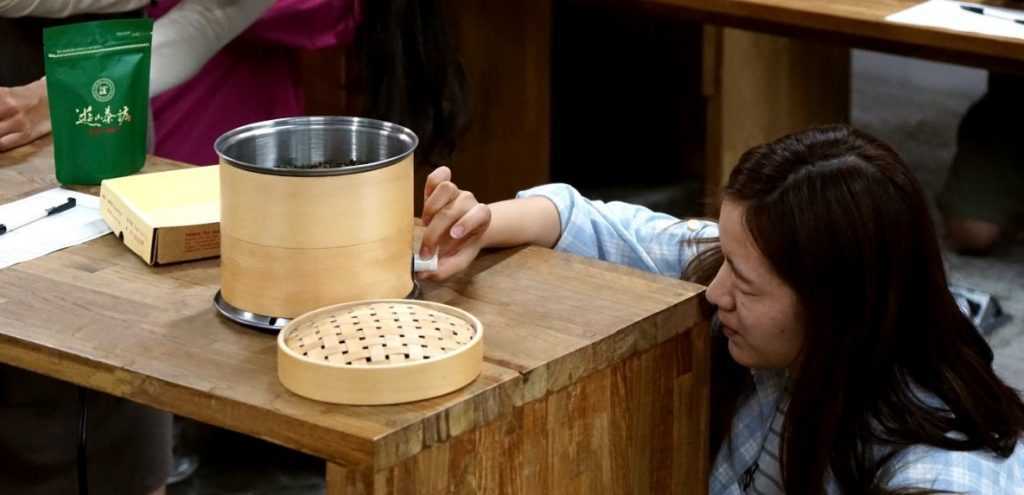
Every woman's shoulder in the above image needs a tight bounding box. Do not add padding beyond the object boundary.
[885,439,1024,492]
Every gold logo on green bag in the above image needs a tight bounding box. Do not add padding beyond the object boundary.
[74,105,132,128]
[91,78,115,102]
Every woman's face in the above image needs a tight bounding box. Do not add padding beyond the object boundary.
[706,200,805,370]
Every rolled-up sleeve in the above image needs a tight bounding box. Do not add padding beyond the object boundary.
[517,183,718,278]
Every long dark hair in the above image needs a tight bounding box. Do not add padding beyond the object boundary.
[359,0,469,164]
[686,125,1024,493]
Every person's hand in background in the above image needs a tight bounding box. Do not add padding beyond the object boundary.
[0,77,49,151]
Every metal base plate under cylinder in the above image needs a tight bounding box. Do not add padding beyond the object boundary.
[214,281,423,334]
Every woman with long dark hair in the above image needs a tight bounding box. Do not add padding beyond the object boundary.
[415,125,1024,492]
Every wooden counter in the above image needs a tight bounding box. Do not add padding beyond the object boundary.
[0,137,711,493]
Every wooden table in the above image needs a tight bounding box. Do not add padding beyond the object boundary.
[0,137,711,494]
[649,0,1024,66]
[654,0,1024,197]
[442,0,1024,206]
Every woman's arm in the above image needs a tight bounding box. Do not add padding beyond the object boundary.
[149,0,275,97]
[418,166,718,281]
[0,0,148,18]
[477,197,561,250]
[516,183,718,276]
[417,167,559,280]
[238,0,360,50]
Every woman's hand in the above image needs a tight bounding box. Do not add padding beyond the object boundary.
[418,166,492,281]
[0,78,51,152]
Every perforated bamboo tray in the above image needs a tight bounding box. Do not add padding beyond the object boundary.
[277,300,483,405]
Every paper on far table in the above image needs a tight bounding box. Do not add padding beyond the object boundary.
[0,188,111,269]
[886,0,1024,41]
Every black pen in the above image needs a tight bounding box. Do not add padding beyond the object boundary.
[961,4,1024,25]
[0,197,77,236]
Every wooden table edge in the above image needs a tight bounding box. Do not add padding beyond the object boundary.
[369,293,710,470]
[641,0,1024,70]
[0,323,381,466]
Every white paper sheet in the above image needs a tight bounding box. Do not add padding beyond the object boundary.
[887,0,1024,40]
[0,188,111,269]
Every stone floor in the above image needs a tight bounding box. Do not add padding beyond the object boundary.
[169,48,1023,495]
[850,50,1024,390]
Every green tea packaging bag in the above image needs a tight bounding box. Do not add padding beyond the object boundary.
[44,18,153,185]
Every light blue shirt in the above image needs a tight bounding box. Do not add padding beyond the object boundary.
[517,183,1024,494]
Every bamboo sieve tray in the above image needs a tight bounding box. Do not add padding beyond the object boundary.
[277,299,483,405]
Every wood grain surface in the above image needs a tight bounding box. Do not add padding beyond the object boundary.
[645,0,1024,71]
[0,138,711,492]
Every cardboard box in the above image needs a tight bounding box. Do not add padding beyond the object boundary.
[100,165,220,265]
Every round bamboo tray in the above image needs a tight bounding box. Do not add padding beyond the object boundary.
[277,300,483,405]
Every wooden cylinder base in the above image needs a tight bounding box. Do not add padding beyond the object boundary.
[219,155,414,319]
[221,232,414,319]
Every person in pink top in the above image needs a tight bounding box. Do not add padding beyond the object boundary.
[148,0,361,165]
